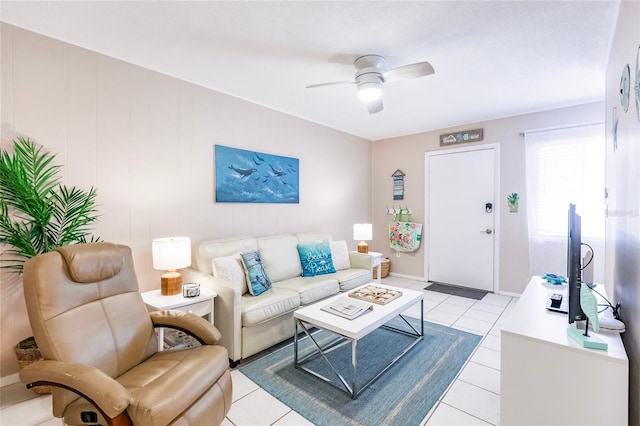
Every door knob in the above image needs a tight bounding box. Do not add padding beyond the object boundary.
[480,229,493,234]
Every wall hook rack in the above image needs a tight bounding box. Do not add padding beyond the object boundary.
[386,206,412,221]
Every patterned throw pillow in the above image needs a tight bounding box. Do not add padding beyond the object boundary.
[240,251,272,296]
[330,240,351,270]
[211,253,248,295]
[296,241,337,277]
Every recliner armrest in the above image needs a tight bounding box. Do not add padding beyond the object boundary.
[149,310,223,345]
[19,360,131,418]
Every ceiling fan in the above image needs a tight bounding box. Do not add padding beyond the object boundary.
[306,55,435,114]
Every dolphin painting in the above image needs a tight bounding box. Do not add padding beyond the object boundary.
[228,165,258,177]
[215,144,299,203]
[269,164,286,177]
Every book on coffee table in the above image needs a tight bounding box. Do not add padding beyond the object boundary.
[348,285,403,305]
[321,298,373,320]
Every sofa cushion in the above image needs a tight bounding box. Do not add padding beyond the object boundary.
[211,254,248,295]
[273,276,340,305]
[296,241,336,277]
[257,235,302,282]
[334,268,373,292]
[196,237,258,275]
[241,288,300,327]
[240,251,272,296]
[330,240,351,270]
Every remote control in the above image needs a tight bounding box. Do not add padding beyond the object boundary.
[550,293,563,309]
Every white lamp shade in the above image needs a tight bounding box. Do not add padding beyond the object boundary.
[152,237,191,270]
[353,224,373,241]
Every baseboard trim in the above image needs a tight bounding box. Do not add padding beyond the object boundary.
[498,290,521,298]
[386,272,426,281]
[1,372,20,387]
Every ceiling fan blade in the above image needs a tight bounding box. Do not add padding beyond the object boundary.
[305,81,355,89]
[383,61,435,83]
[367,97,383,114]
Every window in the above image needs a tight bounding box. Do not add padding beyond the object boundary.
[525,123,605,240]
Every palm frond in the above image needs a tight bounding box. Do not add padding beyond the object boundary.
[0,203,40,271]
[49,185,99,247]
[0,137,56,224]
[0,136,100,273]
[12,136,61,197]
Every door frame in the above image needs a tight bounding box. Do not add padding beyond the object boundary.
[424,143,501,293]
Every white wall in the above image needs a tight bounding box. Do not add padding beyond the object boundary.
[0,24,371,378]
[371,102,604,294]
[605,1,640,422]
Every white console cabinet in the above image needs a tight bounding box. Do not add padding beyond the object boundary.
[501,276,628,425]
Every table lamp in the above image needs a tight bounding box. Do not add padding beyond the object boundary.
[353,223,372,254]
[152,237,191,295]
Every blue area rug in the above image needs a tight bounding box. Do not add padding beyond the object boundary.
[239,316,481,426]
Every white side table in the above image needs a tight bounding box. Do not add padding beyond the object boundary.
[369,251,383,283]
[141,286,216,351]
[352,251,383,283]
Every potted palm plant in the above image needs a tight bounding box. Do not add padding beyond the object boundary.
[0,135,100,393]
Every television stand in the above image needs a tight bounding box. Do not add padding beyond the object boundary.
[501,276,628,425]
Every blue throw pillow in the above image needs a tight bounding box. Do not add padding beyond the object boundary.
[240,251,272,296]
[297,241,337,277]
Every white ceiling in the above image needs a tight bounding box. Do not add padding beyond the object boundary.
[1,1,620,141]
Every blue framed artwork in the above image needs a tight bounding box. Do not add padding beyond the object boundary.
[215,145,299,203]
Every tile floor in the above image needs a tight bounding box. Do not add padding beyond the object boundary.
[0,276,518,426]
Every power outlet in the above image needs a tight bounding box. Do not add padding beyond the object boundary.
[396,252,401,258]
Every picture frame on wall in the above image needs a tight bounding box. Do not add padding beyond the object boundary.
[215,145,300,203]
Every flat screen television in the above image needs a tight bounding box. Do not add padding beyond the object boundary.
[567,204,586,324]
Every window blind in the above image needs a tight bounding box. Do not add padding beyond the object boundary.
[525,123,605,239]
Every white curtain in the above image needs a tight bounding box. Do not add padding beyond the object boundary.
[524,123,605,283]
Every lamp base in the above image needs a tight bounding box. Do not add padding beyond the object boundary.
[161,270,182,296]
[357,241,369,254]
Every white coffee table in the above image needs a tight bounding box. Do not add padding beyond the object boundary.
[293,283,424,399]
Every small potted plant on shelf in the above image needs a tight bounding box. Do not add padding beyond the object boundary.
[507,193,519,213]
[0,135,100,393]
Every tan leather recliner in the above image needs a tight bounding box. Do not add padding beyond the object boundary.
[19,242,232,426]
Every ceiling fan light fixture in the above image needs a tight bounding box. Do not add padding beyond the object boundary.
[306,54,434,114]
[358,82,382,102]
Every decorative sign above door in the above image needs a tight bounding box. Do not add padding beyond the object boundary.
[439,128,484,146]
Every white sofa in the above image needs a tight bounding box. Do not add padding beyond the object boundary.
[181,233,374,365]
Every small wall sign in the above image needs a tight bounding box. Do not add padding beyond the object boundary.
[440,128,484,146]
[392,169,405,200]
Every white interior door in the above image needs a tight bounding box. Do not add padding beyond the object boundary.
[425,146,498,292]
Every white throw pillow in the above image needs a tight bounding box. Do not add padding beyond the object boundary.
[330,240,351,270]
[211,253,248,295]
